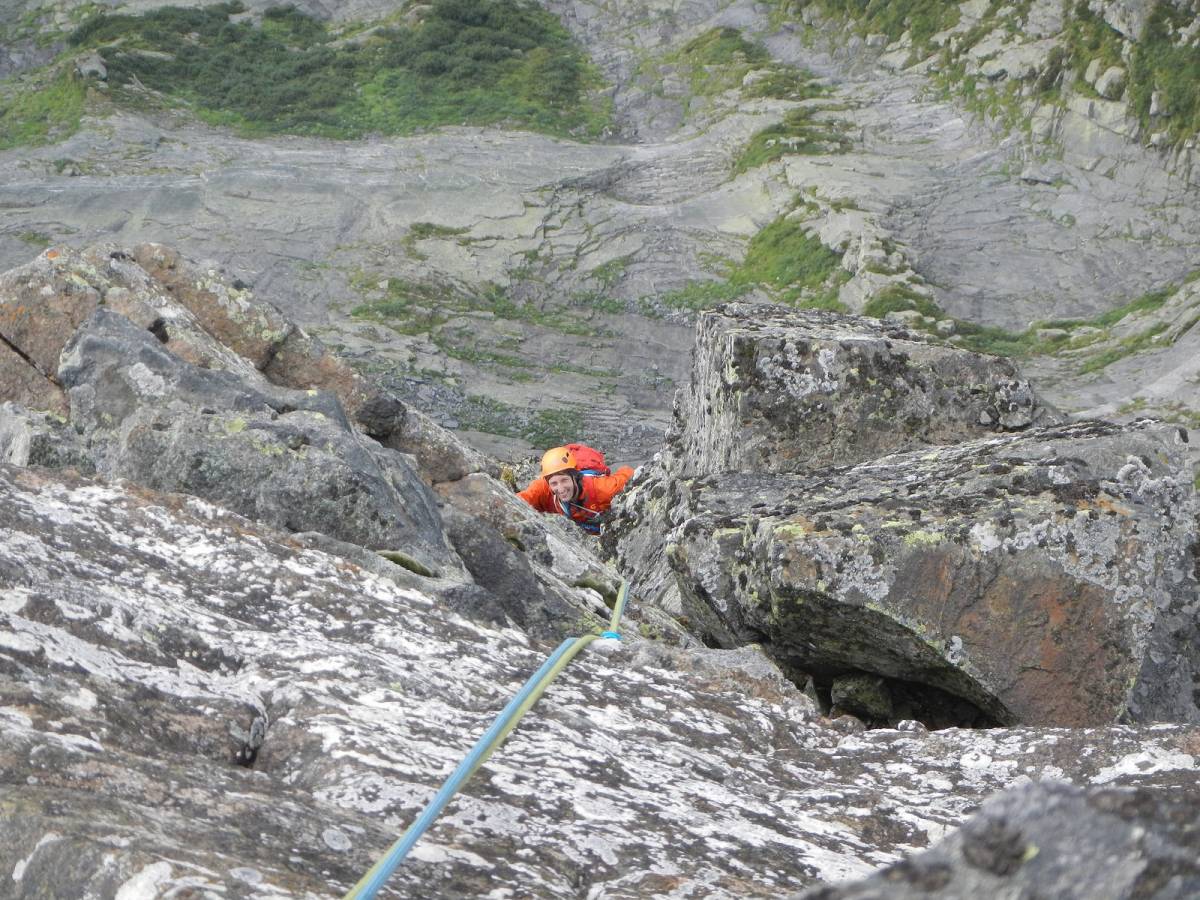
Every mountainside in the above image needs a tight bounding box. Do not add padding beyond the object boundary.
[2,0,1198,463]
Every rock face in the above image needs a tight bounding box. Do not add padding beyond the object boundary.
[672,303,1060,477]
[609,304,1200,728]
[795,781,1200,900]
[3,461,1198,899]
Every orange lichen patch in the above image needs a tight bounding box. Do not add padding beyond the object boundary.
[1076,495,1133,517]
[44,249,59,260]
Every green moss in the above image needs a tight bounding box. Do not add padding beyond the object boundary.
[771,0,961,58]
[1129,4,1200,145]
[671,26,770,97]
[456,394,586,447]
[0,70,87,150]
[862,283,941,321]
[68,0,611,140]
[1062,2,1126,90]
[651,212,847,312]
[743,68,827,101]
[659,279,751,311]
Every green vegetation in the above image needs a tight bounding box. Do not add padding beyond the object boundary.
[16,231,53,248]
[731,215,845,305]
[402,222,469,259]
[653,212,848,312]
[733,106,852,173]
[0,70,87,150]
[67,0,611,139]
[353,276,603,339]
[457,394,585,447]
[1078,322,1169,373]
[660,279,750,311]
[671,26,770,97]
[862,283,940,320]
[1062,2,1126,96]
[1128,2,1200,145]
[771,0,961,58]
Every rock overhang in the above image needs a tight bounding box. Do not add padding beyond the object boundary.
[666,418,1199,727]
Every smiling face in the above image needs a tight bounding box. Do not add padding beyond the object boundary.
[546,472,577,504]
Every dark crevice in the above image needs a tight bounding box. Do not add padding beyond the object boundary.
[0,329,61,387]
[147,318,170,344]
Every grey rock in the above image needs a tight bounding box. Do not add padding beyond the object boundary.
[0,401,92,473]
[73,50,105,80]
[1095,65,1127,101]
[2,461,1197,899]
[56,308,459,575]
[794,781,1200,899]
[663,419,1199,727]
[669,304,1060,478]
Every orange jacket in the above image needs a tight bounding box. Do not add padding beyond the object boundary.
[518,467,635,532]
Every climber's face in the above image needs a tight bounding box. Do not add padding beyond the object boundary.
[547,472,577,504]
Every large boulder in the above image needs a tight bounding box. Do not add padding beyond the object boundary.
[661,419,1199,727]
[608,304,1062,621]
[2,462,1198,899]
[0,244,493,487]
[670,303,1061,478]
[57,308,459,576]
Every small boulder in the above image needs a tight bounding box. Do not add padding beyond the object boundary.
[1095,66,1126,101]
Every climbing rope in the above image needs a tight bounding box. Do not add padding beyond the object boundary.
[343,581,631,899]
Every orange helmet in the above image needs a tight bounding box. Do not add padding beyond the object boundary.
[540,446,577,479]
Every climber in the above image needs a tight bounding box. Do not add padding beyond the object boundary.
[517,445,634,535]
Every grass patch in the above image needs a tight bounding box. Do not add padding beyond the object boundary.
[1079,323,1169,373]
[651,213,848,312]
[672,26,770,97]
[862,283,940,320]
[743,68,827,101]
[353,276,602,338]
[660,279,751,311]
[68,0,611,140]
[0,70,87,150]
[402,222,469,259]
[733,106,852,173]
[457,394,586,446]
[731,215,844,303]
[772,0,961,58]
[1128,2,1200,146]
[1062,1,1126,93]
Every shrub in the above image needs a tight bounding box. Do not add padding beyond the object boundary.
[67,0,610,139]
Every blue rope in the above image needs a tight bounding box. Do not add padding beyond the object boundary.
[347,637,578,898]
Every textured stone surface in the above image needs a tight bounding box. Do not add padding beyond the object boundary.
[2,462,1198,899]
[794,781,1200,900]
[57,307,460,575]
[670,303,1060,477]
[661,419,1199,727]
[0,340,66,416]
